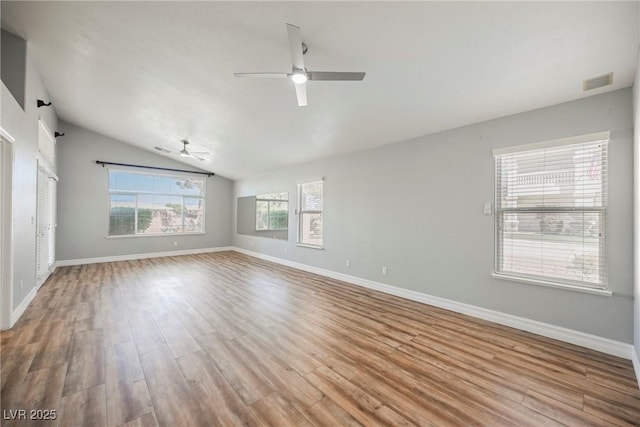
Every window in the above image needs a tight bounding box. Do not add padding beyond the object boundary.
[256,192,288,231]
[494,132,608,291]
[297,179,323,247]
[108,170,205,236]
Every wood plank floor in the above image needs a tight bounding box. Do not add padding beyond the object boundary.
[1,251,639,426]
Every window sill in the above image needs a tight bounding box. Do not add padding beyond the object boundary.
[296,243,324,250]
[491,273,611,297]
[106,232,206,239]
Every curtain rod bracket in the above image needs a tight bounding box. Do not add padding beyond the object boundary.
[95,160,214,177]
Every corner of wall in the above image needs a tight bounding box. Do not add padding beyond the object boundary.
[632,39,640,385]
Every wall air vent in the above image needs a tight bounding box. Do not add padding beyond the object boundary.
[154,146,171,153]
[583,73,613,91]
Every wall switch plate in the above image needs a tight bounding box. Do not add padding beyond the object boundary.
[382,266,388,275]
[346,259,350,267]
[284,247,288,254]
[484,202,492,215]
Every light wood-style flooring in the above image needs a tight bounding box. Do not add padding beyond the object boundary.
[1,251,639,426]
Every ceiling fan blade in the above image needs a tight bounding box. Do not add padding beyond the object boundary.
[308,71,366,81]
[286,23,305,70]
[295,82,307,107]
[191,154,207,161]
[190,151,210,156]
[234,72,289,79]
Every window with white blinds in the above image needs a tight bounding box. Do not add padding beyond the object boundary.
[36,165,57,283]
[36,119,57,286]
[297,179,323,247]
[494,132,608,290]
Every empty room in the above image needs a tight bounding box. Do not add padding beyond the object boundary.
[1,1,640,426]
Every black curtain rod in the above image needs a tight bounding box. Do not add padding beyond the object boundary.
[95,160,214,177]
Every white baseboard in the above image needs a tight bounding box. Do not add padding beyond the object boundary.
[232,247,635,361]
[632,346,640,389]
[55,246,233,267]
[10,286,36,327]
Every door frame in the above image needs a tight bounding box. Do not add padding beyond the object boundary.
[0,126,15,330]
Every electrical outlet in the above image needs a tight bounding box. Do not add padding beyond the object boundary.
[173,241,178,247]
[483,202,492,215]
[382,266,388,275]
[284,247,288,254]
[346,259,350,268]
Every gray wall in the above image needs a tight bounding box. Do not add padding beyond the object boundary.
[56,121,233,261]
[1,29,26,110]
[1,40,58,310]
[633,50,640,360]
[234,88,634,343]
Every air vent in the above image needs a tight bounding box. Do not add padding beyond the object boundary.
[154,146,171,153]
[583,73,613,91]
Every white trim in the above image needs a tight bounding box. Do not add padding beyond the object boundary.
[0,126,15,144]
[296,243,324,250]
[632,346,640,389]
[105,232,207,239]
[492,131,610,155]
[491,273,612,297]
[0,138,13,330]
[55,246,233,267]
[36,266,56,290]
[232,247,634,360]
[296,176,324,184]
[10,287,36,327]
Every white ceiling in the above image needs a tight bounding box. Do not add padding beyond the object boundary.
[2,1,638,179]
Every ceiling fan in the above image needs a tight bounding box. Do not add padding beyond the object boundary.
[177,139,209,161]
[234,23,366,106]
[154,140,209,161]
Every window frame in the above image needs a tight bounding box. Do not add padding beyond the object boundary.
[297,178,324,249]
[492,132,610,295]
[107,168,206,238]
[255,193,289,231]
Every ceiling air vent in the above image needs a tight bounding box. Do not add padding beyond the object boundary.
[154,146,171,153]
[583,73,613,91]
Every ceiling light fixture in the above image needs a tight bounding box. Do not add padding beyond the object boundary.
[291,71,308,84]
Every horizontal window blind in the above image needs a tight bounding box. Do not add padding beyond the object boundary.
[36,167,56,281]
[495,137,608,289]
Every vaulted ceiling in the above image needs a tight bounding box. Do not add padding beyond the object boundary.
[2,1,637,179]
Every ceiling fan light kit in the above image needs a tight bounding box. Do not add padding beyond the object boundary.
[234,23,366,106]
[291,71,308,84]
